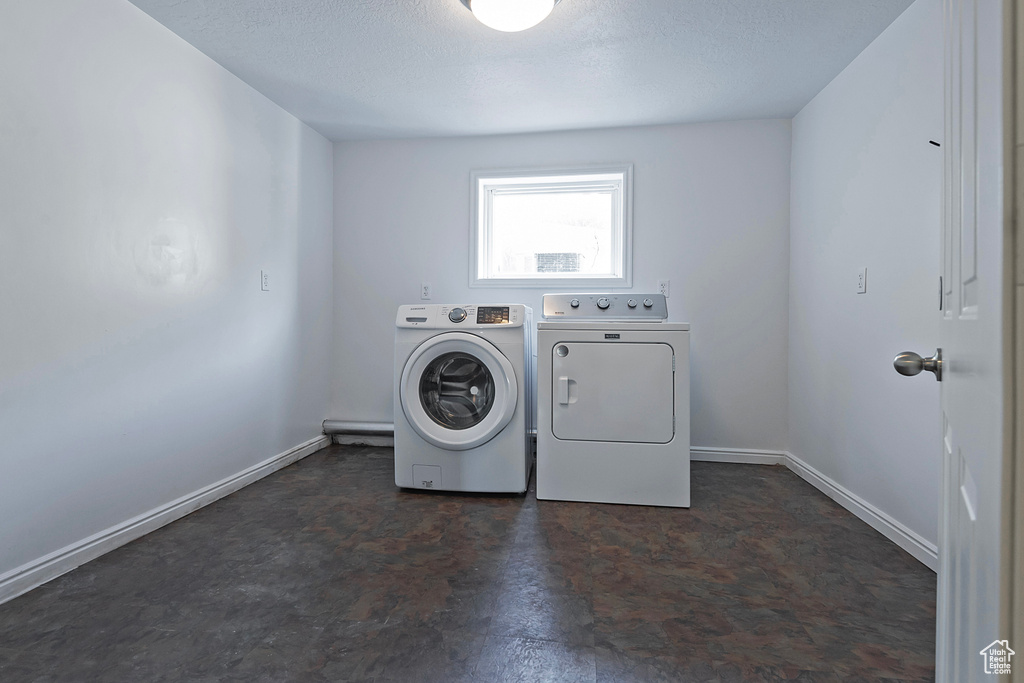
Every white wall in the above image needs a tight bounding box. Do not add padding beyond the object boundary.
[789,0,943,547]
[0,0,333,581]
[331,120,792,452]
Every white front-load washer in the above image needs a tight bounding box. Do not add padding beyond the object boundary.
[536,293,690,507]
[394,303,533,493]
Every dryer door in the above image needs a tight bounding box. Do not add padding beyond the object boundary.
[401,332,518,451]
[551,342,674,443]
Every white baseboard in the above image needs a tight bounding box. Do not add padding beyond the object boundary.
[689,445,938,572]
[2,437,936,606]
[0,434,331,606]
[783,450,939,571]
[691,446,787,465]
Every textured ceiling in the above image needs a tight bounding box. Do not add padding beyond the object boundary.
[126,0,915,141]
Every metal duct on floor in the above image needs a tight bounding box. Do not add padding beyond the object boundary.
[322,420,395,436]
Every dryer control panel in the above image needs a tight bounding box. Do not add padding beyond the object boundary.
[542,293,667,321]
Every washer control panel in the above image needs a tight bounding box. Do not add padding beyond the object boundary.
[542,294,667,321]
[397,304,525,328]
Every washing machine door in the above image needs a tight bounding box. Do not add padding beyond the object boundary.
[400,332,518,451]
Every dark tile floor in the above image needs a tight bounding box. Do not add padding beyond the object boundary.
[0,445,936,682]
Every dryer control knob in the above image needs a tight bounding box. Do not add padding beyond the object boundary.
[643,298,654,308]
[448,307,467,323]
[627,299,638,308]
[597,297,610,310]
[569,298,580,308]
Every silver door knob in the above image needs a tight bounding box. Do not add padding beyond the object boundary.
[893,349,942,382]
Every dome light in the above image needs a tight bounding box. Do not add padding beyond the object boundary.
[459,0,560,33]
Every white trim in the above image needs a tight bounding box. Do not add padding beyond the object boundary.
[469,164,634,288]
[690,446,787,465]
[3,436,938,607]
[783,450,939,571]
[0,434,331,606]
[689,446,938,571]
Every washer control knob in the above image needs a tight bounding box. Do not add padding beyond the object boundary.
[597,297,610,310]
[643,298,654,308]
[448,307,467,323]
[627,299,638,308]
[569,298,580,308]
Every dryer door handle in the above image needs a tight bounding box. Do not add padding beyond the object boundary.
[557,376,578,405]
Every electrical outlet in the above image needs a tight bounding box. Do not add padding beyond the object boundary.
[658,280,670,298]
[420,282,431,300]
[261,270,269,291]
[856,268,867,294]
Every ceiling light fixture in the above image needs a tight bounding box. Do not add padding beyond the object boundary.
[459,0,561,33]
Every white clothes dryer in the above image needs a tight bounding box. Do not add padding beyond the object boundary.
[536,293,690,507]
[394,303,533,493]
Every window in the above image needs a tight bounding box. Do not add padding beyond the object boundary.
[470,165,633,287]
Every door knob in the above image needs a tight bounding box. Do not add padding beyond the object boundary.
[893,349,943,382]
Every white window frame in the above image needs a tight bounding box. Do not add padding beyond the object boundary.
[469,164,634,288]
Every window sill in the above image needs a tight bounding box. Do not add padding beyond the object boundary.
[469,275,632,289]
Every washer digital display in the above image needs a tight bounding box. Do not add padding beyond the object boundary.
[476,306,510,325]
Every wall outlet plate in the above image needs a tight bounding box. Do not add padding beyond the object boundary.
[420,282,431,300]
[856,268,867,294]
[261,270,269,291]
[658,279,670,298]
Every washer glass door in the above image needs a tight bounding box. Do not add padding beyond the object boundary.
[401,332,518,450]
[419,351,496,429]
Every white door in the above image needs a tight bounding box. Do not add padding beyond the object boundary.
[551,342,674,443]
[400,332,518,450]
[934,0,1010,679]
